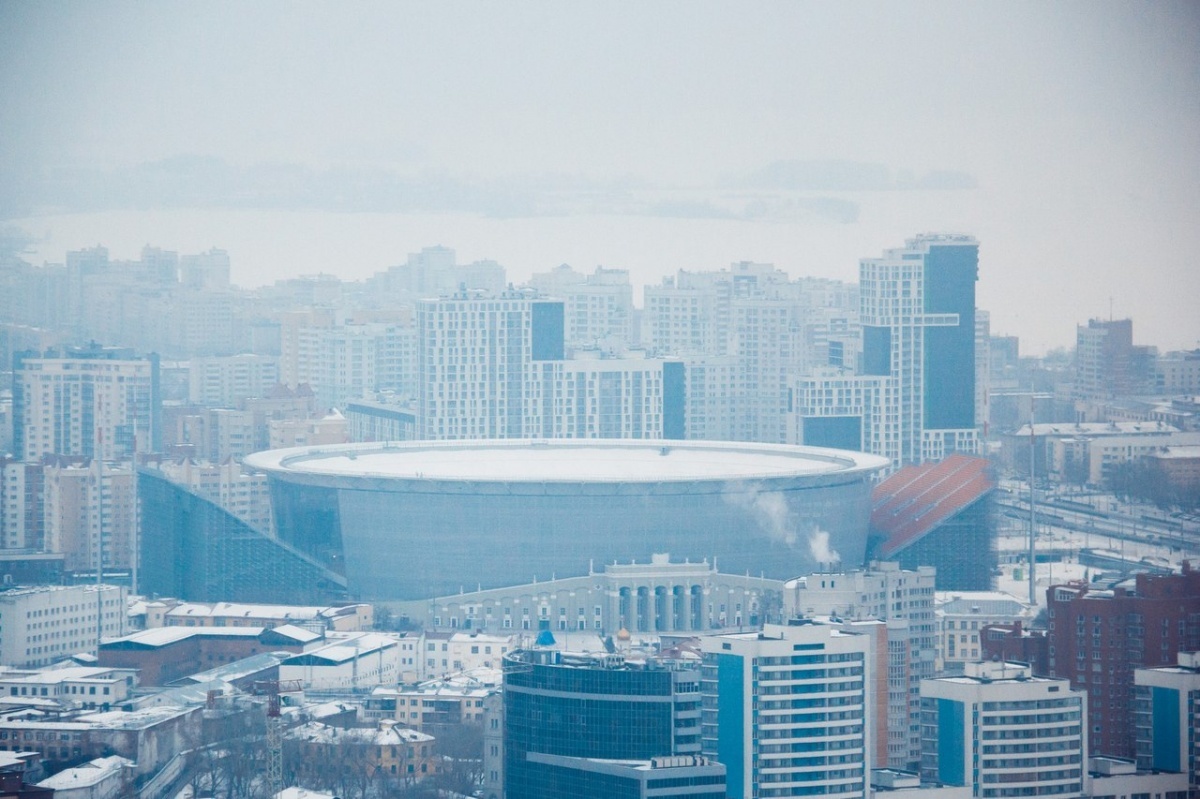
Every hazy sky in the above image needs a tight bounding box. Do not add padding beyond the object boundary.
[2,2,1198,352]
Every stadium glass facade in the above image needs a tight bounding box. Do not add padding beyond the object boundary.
[138,468,347,604]
[247,440,889,601]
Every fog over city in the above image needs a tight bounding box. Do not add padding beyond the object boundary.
[2,2,1198,354]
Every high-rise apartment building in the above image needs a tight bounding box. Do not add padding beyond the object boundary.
[793,234,980,467]
[43,459,137,571]
[527,264,636,350]
[1134,651,1200,796]
[187,354,280,408]
[860,234,980,465]
[920,661,1086,799]
[279,309,417,409]
[783,563,937,772]
[0,458,43,552]
[417,291,683,440]
[1074,318,1155,401]
[701,620,872,799]
[643,264,860,444]
[13,344,161,462]
[1045,566,1200,759]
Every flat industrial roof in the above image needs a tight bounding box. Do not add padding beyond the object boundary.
[244,439,888,484]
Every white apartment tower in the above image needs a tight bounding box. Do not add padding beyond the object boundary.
[784,562,938,772]
[187,354,280,407]
[416,291,683,441]
[920,661,1086,798]
[644,263,855,444]
[13,345,159,462]
[42,459,138,571]
[526,263,636,350]
[701,620,872,799]
[793,235,980,468]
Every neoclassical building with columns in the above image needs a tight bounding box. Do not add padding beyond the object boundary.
[393,553,785,635]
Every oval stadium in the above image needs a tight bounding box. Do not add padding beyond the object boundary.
[240,439,889,601]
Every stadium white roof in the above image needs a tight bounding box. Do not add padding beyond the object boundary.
[245,439,888,483]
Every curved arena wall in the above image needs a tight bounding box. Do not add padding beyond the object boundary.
[247,441,887,601]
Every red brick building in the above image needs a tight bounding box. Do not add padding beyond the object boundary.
[1045,563,1200,758]
[980,620,1050,676]
[98,625,317,686]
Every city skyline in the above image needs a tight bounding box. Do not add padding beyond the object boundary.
[2,3,1199,355]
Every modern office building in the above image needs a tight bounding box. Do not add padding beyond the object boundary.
[13,344,161,462]
[784,563,937,772]
[244,439,889,601]
[793,234,980,468]
[502,648,717,799]
[700,620,872,799]
[920,661,1085,799]
[416,290,682,441]
[1045,566,1200,759]
[1134,651,1200,796]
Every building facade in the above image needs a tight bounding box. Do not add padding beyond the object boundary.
[794,235,980,468]
[0,584,127,668]
[1045,566,1200,759]
[13,345,160,462]
[416,291,683,441]
[700,620,872,799]
[503,649,707,799]
[402,553,783,636]
[42,459,137,571]
[920,661,1086,799]
[784,563,937,772]
[1134,651,1200,797]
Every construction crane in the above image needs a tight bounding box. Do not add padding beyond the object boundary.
[253,679,303,796]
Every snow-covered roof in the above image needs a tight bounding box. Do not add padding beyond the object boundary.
[36,756,131,790]
[245,439,889,484]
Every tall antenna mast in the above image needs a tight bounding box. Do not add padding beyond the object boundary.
[1028,396,1037,606]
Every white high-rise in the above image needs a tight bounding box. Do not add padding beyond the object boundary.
[13,345,159,462]
[416,291,683,441]
[701,620,872,799]
[784,562,937,772]
[792,234,980,468]
[920,661,1086,798]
